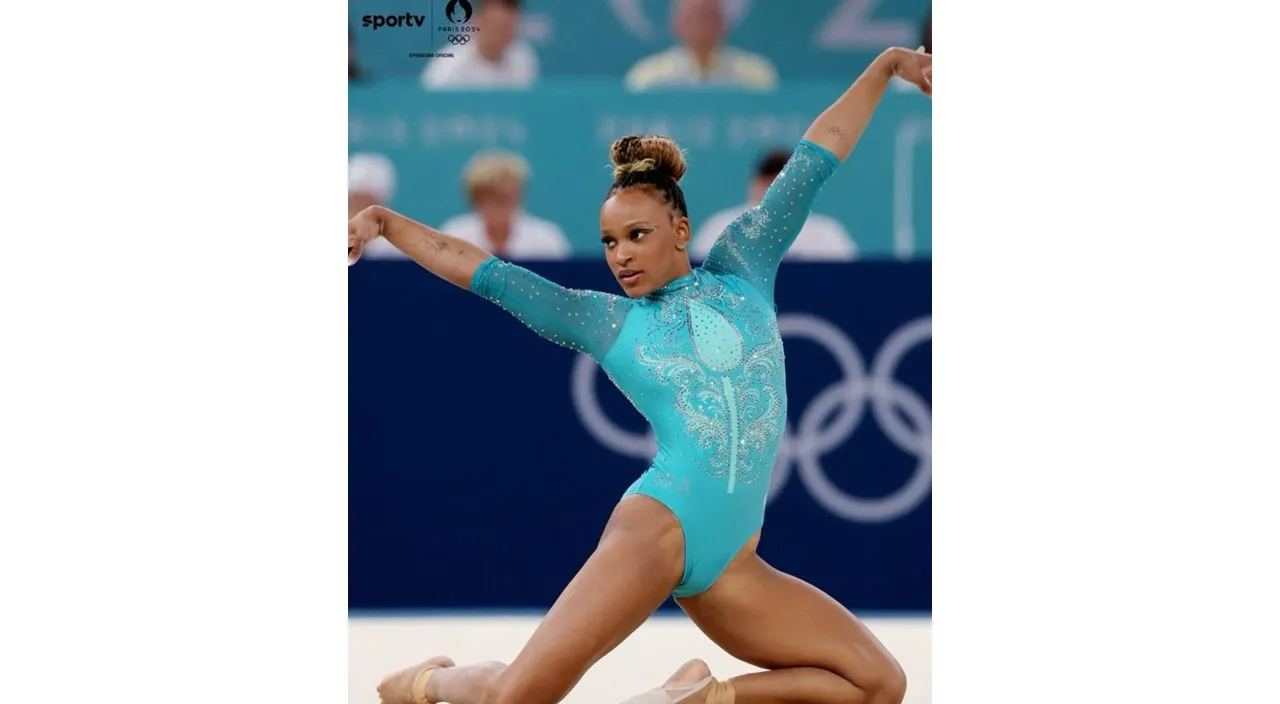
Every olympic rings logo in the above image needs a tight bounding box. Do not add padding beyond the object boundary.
[448,34,470,46]
[570,314,931,524]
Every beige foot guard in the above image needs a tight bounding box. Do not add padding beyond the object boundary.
[618,675,735,704]
[410,665,446,704]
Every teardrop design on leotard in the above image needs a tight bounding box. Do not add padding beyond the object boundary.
[685,299,746,492]
[634,283,784,491]
[687,300,743,373]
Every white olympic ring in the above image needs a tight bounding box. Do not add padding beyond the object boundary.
[570,313,932,524]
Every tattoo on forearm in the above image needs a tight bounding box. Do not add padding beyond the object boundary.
[422,231,451,254]
[829,126,848,141]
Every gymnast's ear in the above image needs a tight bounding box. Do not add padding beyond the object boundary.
[674,215,691,251]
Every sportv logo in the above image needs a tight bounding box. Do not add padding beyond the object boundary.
[361,13,426,30]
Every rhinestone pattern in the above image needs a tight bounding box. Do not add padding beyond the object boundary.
[470,139,840,499]
[470,257,635,359]
[702,140,840,301]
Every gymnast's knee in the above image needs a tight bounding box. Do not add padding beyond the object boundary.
[856,654,907,704]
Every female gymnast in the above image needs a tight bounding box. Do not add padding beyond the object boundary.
[352,46,932,704]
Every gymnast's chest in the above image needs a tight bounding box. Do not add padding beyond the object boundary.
[607,287,781,390]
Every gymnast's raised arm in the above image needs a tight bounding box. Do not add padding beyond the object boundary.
[701,47,932,300]
[804,47,931,161]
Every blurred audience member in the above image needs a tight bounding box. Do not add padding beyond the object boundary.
[692,149,857,261]
[441,151,569,259]
[348,152,395,219]
[625,0,777,92]
[922,8,932,54]
[351,153,412,260]
[421,0,539,90]
[349,27,365,83]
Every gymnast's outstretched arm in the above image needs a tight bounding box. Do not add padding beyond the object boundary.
[701,47,932,300]
[349,205,631,360]
[803,46,931,162]
[349,205,489,287]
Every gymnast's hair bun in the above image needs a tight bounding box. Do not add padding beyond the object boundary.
[609,135,687,183]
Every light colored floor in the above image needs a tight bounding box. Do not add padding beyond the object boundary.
[349,615,931,703]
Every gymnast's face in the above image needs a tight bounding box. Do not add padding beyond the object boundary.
[600,188,692,297]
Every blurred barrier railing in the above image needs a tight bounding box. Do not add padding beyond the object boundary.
[350,79,931,258]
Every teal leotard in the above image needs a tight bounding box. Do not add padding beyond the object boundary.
[470,139,840,597]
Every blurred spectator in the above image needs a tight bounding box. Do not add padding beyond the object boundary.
[624,0,778,92]
[922,8,932,54]
[349,27,365,83]
[443,150,569,258]
[692,149,857,261]
[348,152,395,219]
[352,153,414,260]
[421,0,539,90]
[368,151,569,260]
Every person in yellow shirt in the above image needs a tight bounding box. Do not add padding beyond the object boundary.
[625,0,778,92]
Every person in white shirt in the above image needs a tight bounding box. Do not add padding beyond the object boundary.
[367,150,570,260]
[348,152,396,219]
[692,149,858,261]
[421,0,539,90]
[624,0,778,92]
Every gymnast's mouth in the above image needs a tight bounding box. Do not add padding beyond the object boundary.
[618,269,643,284]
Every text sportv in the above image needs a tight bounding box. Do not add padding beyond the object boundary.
[361,13,425,30]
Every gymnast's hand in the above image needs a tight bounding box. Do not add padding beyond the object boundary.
[348,205,386,266]
[887,46,932,97]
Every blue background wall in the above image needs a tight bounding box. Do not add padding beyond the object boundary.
[348,261,931,613]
